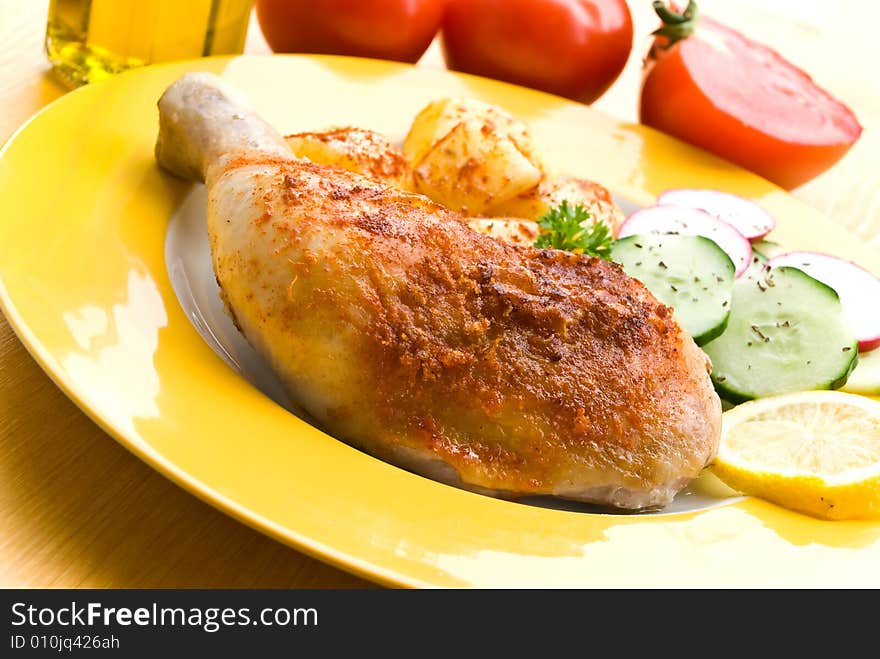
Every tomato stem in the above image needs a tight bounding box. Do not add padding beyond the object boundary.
[651,1,699,47]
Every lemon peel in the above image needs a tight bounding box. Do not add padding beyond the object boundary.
[711,390,880,520]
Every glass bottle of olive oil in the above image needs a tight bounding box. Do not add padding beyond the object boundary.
[45,0,255,87]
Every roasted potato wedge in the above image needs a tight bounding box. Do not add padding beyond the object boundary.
[467,217,539,247]
[486,175,626,235]
[285,127,413,191]
[403,98,544,215]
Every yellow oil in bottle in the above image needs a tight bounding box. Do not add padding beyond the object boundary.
[45,0,254,87]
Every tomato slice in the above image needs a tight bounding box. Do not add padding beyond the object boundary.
[640,15,862,189]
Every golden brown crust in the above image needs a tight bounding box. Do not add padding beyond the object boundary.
[218,156,720,505]
[486,175,627,235]
[284,127,412,190]
[467,217,539,247]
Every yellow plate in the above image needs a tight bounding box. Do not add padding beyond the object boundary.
[2,55,879,588]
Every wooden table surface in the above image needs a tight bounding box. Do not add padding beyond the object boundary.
[2,0,878,588]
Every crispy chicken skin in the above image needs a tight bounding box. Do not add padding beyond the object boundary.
[156,73,721,509]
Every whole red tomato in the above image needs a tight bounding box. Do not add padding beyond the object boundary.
[440,0,633,104]
[640,1,862,190]
[256,0,445,64]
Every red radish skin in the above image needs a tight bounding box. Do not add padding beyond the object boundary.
[656,188,775,241]
[617,205,752,277]
[768,251,880,352]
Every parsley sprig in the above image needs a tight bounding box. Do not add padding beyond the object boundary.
[534,200,614,260]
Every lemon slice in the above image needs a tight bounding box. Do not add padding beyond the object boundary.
[712,390,880,520]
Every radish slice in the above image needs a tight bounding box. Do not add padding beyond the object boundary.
[768,251,880,352]
[657,189,775,240]
[617,206,753,277]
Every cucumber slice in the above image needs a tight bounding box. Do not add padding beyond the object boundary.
[744,252,769,276]
[611,234,734,345]
[842,348,880,396]
[617,206,752,277]
[769,251,880,352]
[703,266,858,402]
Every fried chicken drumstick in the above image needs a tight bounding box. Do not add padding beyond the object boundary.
[155,73,721,510]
